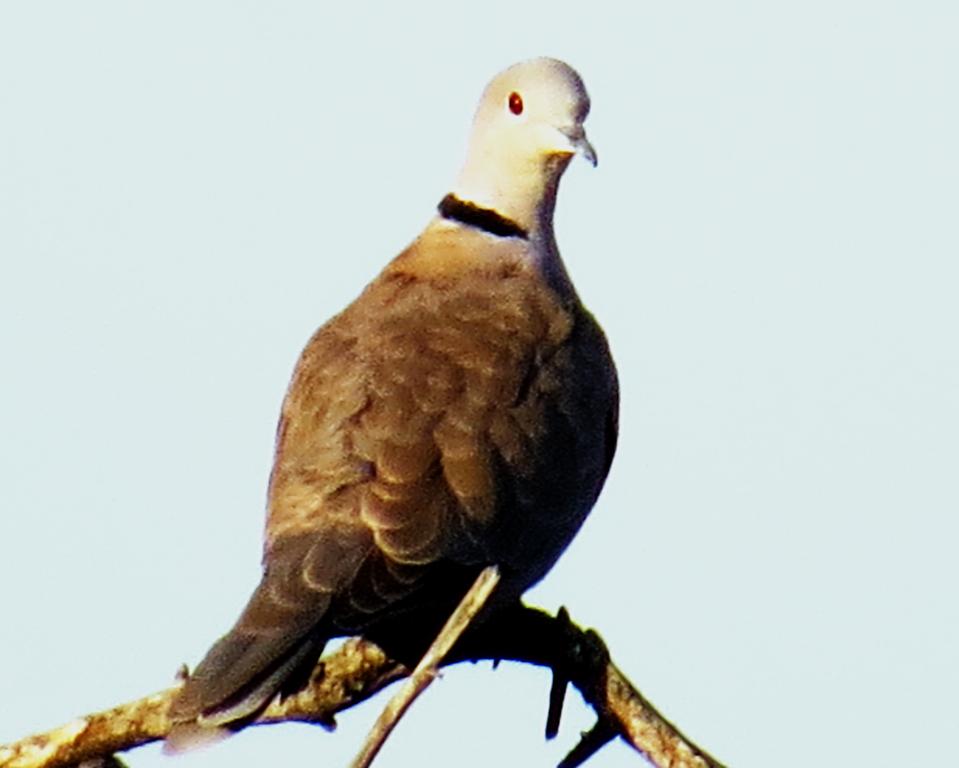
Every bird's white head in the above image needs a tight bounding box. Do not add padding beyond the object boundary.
[451,58,596,238]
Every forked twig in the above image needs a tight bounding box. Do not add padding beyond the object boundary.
[0,604,724,768]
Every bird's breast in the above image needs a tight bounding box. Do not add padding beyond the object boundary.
[267,251,617,598]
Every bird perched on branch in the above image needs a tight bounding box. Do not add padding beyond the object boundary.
[167,57,619,748]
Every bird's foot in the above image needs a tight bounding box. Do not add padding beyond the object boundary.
[543,607,618,768]
[544,606,575,739]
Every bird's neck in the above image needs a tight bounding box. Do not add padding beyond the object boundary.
[440,156,578,301]
[449,154,571,242]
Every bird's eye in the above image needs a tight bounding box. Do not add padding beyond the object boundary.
[508,91,524,115]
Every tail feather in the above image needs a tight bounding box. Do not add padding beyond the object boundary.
[165,524,384,749]
[166,577,333,750]
[166,628,327,752]
[199,637,322,726]
[172,623,325,718]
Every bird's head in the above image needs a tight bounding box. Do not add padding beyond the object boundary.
[452,58,596,236]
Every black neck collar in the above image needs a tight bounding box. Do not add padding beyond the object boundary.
[437,194,528,240]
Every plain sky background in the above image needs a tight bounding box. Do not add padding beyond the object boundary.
[1,2,957,767]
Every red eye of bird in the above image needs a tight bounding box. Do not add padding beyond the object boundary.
[508,91,524,115]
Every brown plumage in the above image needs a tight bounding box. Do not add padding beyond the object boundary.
[167,57,618,745]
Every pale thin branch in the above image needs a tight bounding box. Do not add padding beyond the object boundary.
[0,607,725,768]
[349,565,501,768]
[0,640,404,768]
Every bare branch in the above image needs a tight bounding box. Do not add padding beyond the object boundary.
[0,640,404,768]
[0,608,724,768]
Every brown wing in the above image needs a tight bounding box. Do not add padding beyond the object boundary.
[265,236,619,621]
[265,253,577,618]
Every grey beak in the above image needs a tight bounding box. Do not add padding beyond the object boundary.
[563,126,598,167]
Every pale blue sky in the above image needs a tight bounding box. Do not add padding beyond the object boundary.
[2,3,957,767]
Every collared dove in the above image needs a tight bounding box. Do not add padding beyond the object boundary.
[167,56,618,750]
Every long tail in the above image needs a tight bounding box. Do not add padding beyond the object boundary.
[165,533,348,750]
[166,587,331,750]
